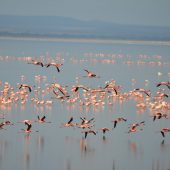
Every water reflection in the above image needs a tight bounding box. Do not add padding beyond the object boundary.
[24,134,30,144]
[37,135,45,153]
[128,140,137,156]
[64,159,71,170]
[160,139,170,152]
[0,140,8,162]
[22,134,44,170]
[102,135,106,142]
[79,139,95,157]
[101,135,110,144]
[112,160,115,170]
[24,152,30,170]
[127,140,143,159]
[0,39,170,170]
[23,134,30,170]
[152,159,170,170]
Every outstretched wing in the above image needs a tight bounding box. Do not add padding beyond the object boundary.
[114,121,117,128]
[68,117,73,124]
[41,116,46,121]
[56,66,60,72]
[161,131,165,138]
[85,132,88,138]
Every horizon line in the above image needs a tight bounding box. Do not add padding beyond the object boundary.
[1,36,170,46]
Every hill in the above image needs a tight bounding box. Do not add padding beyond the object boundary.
[0,15,170,41]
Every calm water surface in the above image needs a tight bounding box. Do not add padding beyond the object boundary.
[0,38,170,170]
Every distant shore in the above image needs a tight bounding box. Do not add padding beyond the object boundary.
[0,36,170,46]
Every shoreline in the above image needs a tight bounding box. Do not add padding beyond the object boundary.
[0,36,170,46]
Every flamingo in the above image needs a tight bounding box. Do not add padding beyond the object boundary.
[152,112,167,121]
[83,69,100,78]
[127,121,145,133]
[98,127,110,135]
[45,62,63,72]
[72,85,89,93]
[160,128,170,137]
[156,82,170,89]
[52,83,70,98]
[77,123,94,129]
[61,117,75,127]
[103,83,118,95]
[80,117,95,125]
[82,130,97,139]
[27,59,44,67]
[35,115,51,123]
[134,88,151,97]
[127,126,142,133]
[52,90,68,101]
[112,117,127,128]
[18,84,32,92]
[21,121,32,133]
[19,121,38,134]
[0,121,14,129]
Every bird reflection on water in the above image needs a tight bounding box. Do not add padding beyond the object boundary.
[128,140,138,157]
[23,134,30,170]
[24,152,30,170]
[64,159,71,170]
[160,139,170,152]
[0,44,170,170]
[37,135,45,153]
[0,140,8,163]
[79,139,95,157]
[151,159,170,170]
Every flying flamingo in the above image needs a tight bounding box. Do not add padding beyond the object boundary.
[160,128,170,137]
[71,85,89,93]
[112,117,127,128]
[45,62,63,72]
[76,118,94,129]
[52,83,70,98]
[19,121,39,134]
[134,88,151,97]
[152,112,167,121]
[0,120,14,129]
[127,121,145,133]
[156,82,170,89]
[35,115,51,123]
[18,84,32,92]
[103,83,119,95]
[61,117,75,127]
[21,121,32,133]
[83,69,100,78]
[98,127,110,135]
[27,59,44,67]
[80,117,95,125]
[82,130,97,139]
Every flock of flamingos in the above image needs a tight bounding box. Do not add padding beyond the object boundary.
[0,56,170,140]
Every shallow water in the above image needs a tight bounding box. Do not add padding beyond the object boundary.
[0,38,170,170]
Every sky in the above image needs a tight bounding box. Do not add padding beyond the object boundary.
[0,0,170,26]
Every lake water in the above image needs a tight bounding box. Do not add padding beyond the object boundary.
[0,38,170,170]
